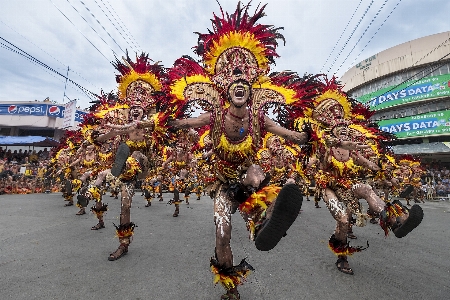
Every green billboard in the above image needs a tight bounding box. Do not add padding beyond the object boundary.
[358,73,450,110]
[378,109,450,138]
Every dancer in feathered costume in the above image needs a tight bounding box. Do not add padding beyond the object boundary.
[70,92,124,226]
[163,3,369,299]
[162,129,197,216]
[92,52,171,260]
[294,76,424,275]
[395,155,425,205]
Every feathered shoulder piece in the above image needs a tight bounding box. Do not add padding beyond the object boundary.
[168,56,217,116]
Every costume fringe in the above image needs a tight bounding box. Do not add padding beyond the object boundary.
[328,234,368,256]
[119,157,142,181]
[91,203,108,217]
[87,186,102,202]
[113,222,136,239]
[379,202,406,236]
[210,257,254,290]
[238,185,281,240]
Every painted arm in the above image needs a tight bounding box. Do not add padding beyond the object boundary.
[263,116,309,144]
[352,151,380,171]
[168,112,211,130]
[96,128,132,143]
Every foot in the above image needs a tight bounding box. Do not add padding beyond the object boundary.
[347,232,357,239]
[255,184,303,251]
[64,202,73,207]
[173,210,179,217]
[220,288,240,300]
[335,256,354,275]
[315,203,321,208]
[111,143,130,177]
[145,202,151,207]
[91,222,105,230]
[370,218,378,224]
[108,244,128,261]
[76,209,86,215]
[390,201,424,238]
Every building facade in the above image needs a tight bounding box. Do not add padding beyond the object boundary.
[340,31,450,163]
[0,101,87,147]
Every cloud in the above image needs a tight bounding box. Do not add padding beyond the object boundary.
[1,0,449,109]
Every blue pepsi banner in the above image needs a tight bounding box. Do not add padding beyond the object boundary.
[46,105,64,118]
[74,110,87,123]
[0,103,86,122]
[0,103,47,116]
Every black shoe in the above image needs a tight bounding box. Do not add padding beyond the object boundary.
[111,143,130,177]
[255,184,303,251]
[392,204,424,238]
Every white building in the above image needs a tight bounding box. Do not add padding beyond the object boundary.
[340,31,450,162]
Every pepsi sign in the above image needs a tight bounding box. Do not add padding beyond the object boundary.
[47,105,64,118]
[0,103,86,124]
[75,111,87,123]
[0,104,47,116]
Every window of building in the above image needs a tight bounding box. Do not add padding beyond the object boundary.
[438,64,449,75]
[0,128,11,136]
[18,128,54,137]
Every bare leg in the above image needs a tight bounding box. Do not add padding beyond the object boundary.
[241,164,265,190]
[352,183,385,214]
[214,187,234,269]
[322,187,353,275]
[108,182,135,261]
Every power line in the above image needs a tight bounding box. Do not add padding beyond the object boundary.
[0,42,95,103]
[99,0,141,52]
[327,0,375,73]
[350,35,450,108]
[92,0,139,53]
[77,0,127,55]
[334,0,390,75]
[48,0,112,64]
[320,0,364,73]
[0,43,66,86]
[63,0,121,57]
[346,0,403,72]
[0,36,99,101]
[0,19,101,92]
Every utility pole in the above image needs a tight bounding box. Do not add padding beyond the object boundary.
[62,66,69,103]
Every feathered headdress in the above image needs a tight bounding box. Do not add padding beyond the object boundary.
[113,52,167,109]
[194,2,285,93]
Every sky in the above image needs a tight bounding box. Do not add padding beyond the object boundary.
[0,0,449,110]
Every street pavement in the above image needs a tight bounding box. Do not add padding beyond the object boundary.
[1,191,449,300]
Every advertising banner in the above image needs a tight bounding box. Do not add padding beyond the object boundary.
[0,103,86,124]
[378,110,450,138]
[0,103,47,116]
[74,110,87,123]
[46,105,64,118]
[62,100,77,128]
[357,73,450,110]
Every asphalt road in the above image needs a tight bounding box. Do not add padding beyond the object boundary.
[1,192,449,300]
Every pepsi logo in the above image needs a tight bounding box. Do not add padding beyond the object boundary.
[8,105,17,113]
[48,105,61,115]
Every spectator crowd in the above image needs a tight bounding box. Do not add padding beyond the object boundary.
[420,161,450,200]
[0,147,53,194]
